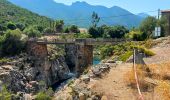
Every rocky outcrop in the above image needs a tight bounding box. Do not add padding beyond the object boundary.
[0,53,70,95]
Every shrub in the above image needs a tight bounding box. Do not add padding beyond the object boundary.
[35,91,52,100]
[74,33,92,38]
[119,51,133,62]
[99,45,114,59]
[126,30,147,41]
[7,22,16,30]
[1,29,25,56]
[0,86,12,100]
[44,27,54,33]
[69,25,80,33]
[0,58,11,64]
[134,46,155,56]
[23,27,41,38]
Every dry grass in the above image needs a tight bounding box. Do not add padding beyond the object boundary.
[154,81,170,100]
[124,65,149,91]
[148,61,170,80]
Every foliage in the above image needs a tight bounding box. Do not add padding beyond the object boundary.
[69,25,80,33]
[88,27,103,38]
[0,58,11,64]
[157,16,169,37]
[139,16,157,38]
[0,86,12,100]
[126,30,147,41]
[119,51,133,62]
[105,25,129,38]
[0,0,53,32]
[63,27,70,33]
[1,29,25,56]
[91,12,100,27]
[23,27,41,38]
[55,20,64,33]
[35,91,52,100]
[99,45,114,59]
[74,33,92,38]
[134,46,155,56]
[16,23,25,31]
[44,27,54,33]
[7,22,16,30]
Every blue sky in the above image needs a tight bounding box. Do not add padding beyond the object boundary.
[54,0,170,16]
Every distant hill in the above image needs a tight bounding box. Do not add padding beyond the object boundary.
[138,13,150,18]
[0,0,52,29]
[8,0,145,28]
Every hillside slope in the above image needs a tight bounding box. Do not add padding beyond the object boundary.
[0,0,52,28]
[8,0,144,28]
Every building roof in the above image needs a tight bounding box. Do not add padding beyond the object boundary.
[161,10,170,13]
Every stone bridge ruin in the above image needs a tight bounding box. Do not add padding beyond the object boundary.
[27,38,128,76]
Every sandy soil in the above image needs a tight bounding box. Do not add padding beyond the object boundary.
[89,63,138,100]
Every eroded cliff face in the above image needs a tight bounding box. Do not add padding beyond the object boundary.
[0,52,70,95]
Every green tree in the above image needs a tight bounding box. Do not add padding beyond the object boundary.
[63,27,69,33]
[23,27,41,38]
[7,22,16,30]
[139,16,157,38]
[69,25,80,33]
[44,27,54,33]
[16,23,25,31]
[88,27,99,38]
[91,12,100,27]
[157,16,168,37]
[105,25,129,38]
[55,20,64,33]
[1,29,25,56]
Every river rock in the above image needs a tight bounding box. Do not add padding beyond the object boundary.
[91,64,111,78]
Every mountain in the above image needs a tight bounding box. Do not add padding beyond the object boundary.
[0,0,52,29]
[138,13,150,18]
[8,0,144,28]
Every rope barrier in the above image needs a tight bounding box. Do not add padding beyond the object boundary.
[133,49,144,100]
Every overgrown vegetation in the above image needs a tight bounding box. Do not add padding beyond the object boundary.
[0,86,12,100]
[35,88,54,100]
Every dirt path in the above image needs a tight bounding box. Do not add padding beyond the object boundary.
[90,63,137,100]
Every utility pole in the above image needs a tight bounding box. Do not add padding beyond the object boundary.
[158,9,161,20]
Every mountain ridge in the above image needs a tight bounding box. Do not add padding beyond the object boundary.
[8,0,146,28]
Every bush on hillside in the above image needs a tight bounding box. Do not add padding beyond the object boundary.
[23,27,41,38]
[100,45,114,59]
[7,22,16,30]
[1,29,25,56]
